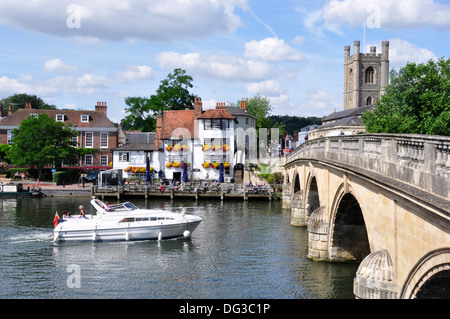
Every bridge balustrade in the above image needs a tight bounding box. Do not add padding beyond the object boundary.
[287,134,450,200]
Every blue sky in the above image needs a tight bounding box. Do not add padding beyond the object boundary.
[0,0,449,124]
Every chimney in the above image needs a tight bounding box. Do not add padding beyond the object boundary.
[95,101,107,116]
[216,102,227,109]
[8,105,13,116]
[25,102,32,110]
[240,101,247,109]
[194,97,203,118]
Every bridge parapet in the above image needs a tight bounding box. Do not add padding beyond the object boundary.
[287,134,450,200]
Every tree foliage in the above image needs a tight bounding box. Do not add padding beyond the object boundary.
[0,93,56,114]
[121,68,198,131]
[362,58,450,136]
[9,114,77,178]
[240,94,273,130]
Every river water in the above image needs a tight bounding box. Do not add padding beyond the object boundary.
[0,196,358,299]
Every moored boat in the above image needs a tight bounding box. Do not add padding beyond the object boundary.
[52,197,203,242]
[0,183,43,198]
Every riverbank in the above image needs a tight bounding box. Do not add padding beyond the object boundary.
[6,180,94,197]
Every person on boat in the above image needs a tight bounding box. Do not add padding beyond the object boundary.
[79,205,88,219]
[103,202,114,211]
[62,210,68,218]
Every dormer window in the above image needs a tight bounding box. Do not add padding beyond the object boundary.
[56,114,65,122]
[81,114,90,122]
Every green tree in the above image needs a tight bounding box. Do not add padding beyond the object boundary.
[241,94,273,130]
[121,68,198,131]
[9,114,77,179]
[0,93,56,114]
[362,58,450,136]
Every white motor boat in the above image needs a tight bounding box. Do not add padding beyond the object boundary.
[52,198,203,242]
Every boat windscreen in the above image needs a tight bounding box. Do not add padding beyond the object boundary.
[123,202,138,210]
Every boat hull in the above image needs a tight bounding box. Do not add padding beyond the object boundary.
[54,219,202,242]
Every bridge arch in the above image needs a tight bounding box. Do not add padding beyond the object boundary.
[305,174,320,223]
[329,186,370,262]
[400,248,450,299]
[293,170,301,194]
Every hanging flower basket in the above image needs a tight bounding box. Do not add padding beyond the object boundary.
[210,162,220,169]
[125,166,153,173]
[166,162,173,168]
[172,161,181,168]
[203,162,211,168]
[173,144,181,151]
[224,162,230,168]
[181,145,189,152]
[212,145,221,151]
[166,145,173,151]
[222,144,230,152]
[202,144,211,151]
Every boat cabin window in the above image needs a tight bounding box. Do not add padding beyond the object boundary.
[119,216,174,223]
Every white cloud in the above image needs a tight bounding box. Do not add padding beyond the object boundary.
[299,89,341,116]
[0,0,248,42]
[364,38,438,70]
[117,65,155,82]
[44,59,78,74]
[156,52,273,81]
[76,74,110,88]
[388,38,438,70]
[0,76,28,95]
[293,36,305,46]
[246,80,285,96]
[244,37,303,62]
[322,0,450,30]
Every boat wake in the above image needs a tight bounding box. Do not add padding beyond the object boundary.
[7,229,52,244]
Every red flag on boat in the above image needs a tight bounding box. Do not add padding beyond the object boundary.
[53,212,60,227]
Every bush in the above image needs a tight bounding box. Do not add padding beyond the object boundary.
[52,169,80,185]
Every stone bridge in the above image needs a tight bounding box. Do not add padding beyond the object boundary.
[283,133,450,299]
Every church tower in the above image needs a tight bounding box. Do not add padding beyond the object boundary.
[343,40,389,110]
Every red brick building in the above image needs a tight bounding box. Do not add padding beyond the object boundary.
[0,101,118,167]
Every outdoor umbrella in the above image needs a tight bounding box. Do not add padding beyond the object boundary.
[218,162,224,183]
[145,155,150,184]
[182,162,188,182]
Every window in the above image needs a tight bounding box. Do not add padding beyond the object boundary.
[100,155,108,166]
[81,115,89,122]
[100,132,108,148]
[7,131,13,144]
[71,135,78,147]
[85,132,93,148]
[203,119,229,130]
[365,67,375,84]
[85,154,93,165]
[56,114,65,122]
[118,152,130,162]
[366,96,373,105]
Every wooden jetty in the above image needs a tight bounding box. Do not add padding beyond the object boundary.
[91,182,281,201]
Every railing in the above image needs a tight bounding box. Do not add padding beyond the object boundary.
[92,182,282,200]
[286,134,450,200]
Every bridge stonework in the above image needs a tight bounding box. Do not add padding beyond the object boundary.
[284,134,450,299]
